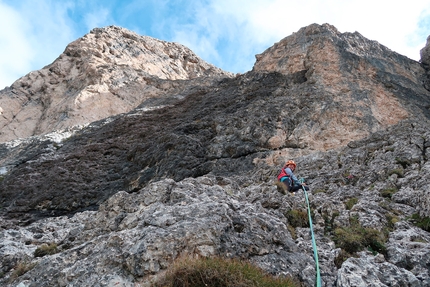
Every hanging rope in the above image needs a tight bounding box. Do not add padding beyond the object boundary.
[301,180,322,287]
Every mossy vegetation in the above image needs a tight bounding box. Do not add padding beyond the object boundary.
[151,256,300,287]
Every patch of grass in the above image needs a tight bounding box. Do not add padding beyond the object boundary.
[34,243,58,257]
[410,213,430,232]
[10,261,37,281]
[285,209,309,228]
[380,188,398,199]
[385,214,400,229]
[151,256,300,287]
[345,198,358,210]
[333,215,387,256]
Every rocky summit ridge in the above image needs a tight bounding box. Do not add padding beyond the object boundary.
[0,25,233,143]
[0,23,430,286]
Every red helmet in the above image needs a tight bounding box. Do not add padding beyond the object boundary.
[284,160,297,169]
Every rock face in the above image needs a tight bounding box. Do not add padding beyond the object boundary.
[420,35,430,66]
[254,24,429,151]
[0,23,430,287]
[0,25,233,143]
[420,35,430,90]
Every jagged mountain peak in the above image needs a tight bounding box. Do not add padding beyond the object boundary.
[63,25,230,80]
[252,23,430,155]
[0,25,233,143]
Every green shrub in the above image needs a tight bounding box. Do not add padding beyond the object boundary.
[151,256,300,287]
[333,216,387,256]
[34,243,58,257]
[380,188,398,199]
[333,227,363,253]
[345,198,358,210]
[410,213,430,232]
[286,209,309,228]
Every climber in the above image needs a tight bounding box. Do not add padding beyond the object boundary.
[277,160,309,194]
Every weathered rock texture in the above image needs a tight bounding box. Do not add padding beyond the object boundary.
[254,24,429,151]
[420,34,430,90]
[0,23,430,287]
[0,25,233,143]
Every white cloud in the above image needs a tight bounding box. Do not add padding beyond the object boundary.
[0,1,77,89]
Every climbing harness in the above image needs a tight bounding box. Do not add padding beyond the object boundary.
[301,179,322,287]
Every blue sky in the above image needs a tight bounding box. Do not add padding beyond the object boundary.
[1,0,430,89]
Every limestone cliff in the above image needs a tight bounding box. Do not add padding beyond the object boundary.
[0,25,233,143]
[0,23,429,287]
[253,23,429,151]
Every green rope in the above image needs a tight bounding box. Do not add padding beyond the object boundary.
[301,180,322,287]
